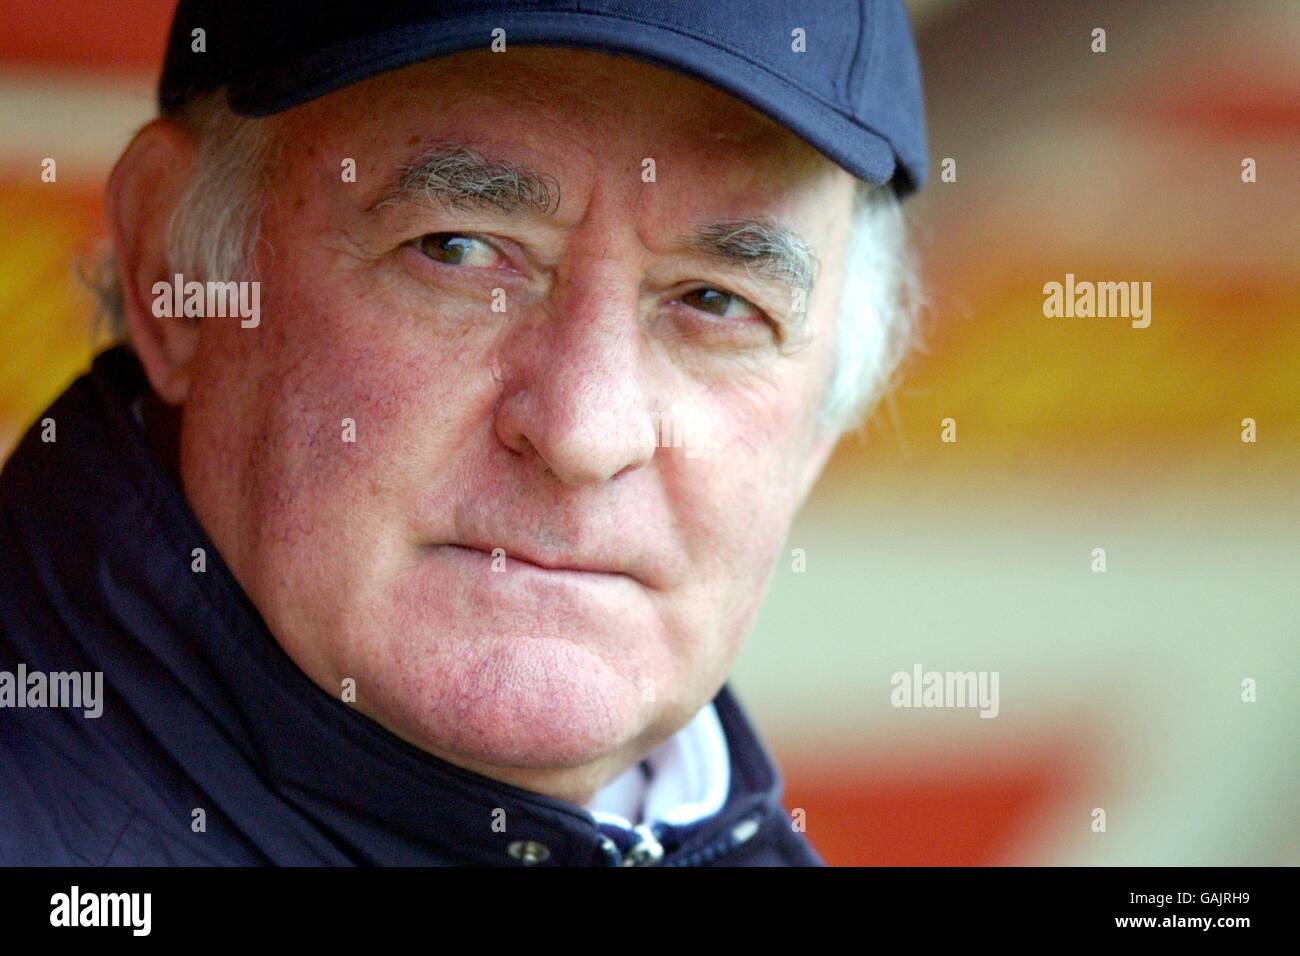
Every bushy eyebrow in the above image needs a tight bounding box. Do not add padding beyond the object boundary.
[372,141,818,307]
[687,219,818,300]
[370,141,561,216]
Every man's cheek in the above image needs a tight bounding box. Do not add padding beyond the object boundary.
[275,343,427,451]
[675,462,777,591]
[235,378,400,548]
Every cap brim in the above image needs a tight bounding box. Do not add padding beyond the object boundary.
[226,10,905,192]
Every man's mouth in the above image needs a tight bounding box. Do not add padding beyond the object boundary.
[433,542,641,586]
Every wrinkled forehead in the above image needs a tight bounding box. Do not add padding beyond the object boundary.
[271,45,845,206]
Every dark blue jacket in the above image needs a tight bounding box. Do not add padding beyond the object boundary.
[0,346,824,866]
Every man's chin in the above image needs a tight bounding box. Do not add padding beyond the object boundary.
[373,637,662,775]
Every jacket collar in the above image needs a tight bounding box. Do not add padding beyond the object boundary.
[4,345,789,865]
[586,697,731,831]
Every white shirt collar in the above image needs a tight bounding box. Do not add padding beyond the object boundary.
[583,701,731,831]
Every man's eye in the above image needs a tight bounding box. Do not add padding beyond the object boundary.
[680,287,762,320]
[414,233,499,267]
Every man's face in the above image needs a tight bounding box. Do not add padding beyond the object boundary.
[173,47,855,798]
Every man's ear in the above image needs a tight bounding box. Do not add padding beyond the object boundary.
[792,421,841,514]
[105,118,200,406]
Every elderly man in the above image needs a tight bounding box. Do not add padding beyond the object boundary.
[0,0,924,866]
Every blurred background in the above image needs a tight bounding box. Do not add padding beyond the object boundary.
[1,0,1296,864]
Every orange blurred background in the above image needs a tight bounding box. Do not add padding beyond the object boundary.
[1,0,1296,865]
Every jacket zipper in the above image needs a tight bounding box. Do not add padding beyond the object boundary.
[599,808,766,867]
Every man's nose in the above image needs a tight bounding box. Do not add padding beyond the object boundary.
[493,269,658,486]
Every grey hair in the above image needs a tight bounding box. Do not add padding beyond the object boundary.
[87,91,919,437]
[85,89,280,345]
[820,179,923,434]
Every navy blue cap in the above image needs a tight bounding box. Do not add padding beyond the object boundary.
[159,1,927,195]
